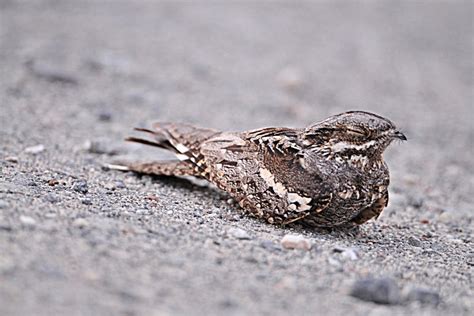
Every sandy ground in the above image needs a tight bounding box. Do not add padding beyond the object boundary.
[0,1,473,315]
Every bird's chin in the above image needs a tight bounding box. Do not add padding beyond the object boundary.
[376,139,394,153]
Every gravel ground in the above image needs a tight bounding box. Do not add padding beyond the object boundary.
[0,1,473,315]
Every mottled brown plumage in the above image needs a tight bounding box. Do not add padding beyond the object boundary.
[110,111,406,227]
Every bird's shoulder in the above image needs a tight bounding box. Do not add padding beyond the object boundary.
[244,126,303,154]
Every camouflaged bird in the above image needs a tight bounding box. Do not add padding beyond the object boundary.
[109,111,406,227]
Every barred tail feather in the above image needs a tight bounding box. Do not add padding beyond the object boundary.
[128,161,199,177]
[104,161,199,177]
[151,122,220,154]
[121,123,221,178]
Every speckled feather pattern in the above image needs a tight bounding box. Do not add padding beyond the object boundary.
[122,111,406,228]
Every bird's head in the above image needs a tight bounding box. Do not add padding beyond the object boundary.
[301,111,406,161]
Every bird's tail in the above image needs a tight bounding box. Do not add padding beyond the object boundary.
[107,122,221,177]
[105,160,200,177]
[128,123,219,159]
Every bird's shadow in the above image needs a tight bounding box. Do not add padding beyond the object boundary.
[135,173,214,194]
[286,221,363,239]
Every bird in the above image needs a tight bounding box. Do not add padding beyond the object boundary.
[107,111,406,228]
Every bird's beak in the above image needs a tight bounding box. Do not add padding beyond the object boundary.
[391,130,407,141]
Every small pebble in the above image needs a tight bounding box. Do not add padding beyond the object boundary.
[260,240,281,252]
[146,195,159,201]
[404,287,441,305]
[114,180,126,189]
[437,211,453,223]
[408,195,423,208]
[26,60,78,84]
[83,140,120,155]
[19,215,36,227]
[73,218,89,228]
[98,111,112,122]
[280,234,312,250]
[48,179,60,186]
[0,224,13,231]
[0,200,8,209]
[24,144,45,154]
[350,277,401,305]
[342,249,358,260]
[72,180,88,194]
[333,246,358,260]
[5,156,18,163]
[228,227,251,240]
[81,198,93,205]
[104,182,115,190]
[408,236,422,247]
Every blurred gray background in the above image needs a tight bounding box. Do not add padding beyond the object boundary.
[0,1,473,315]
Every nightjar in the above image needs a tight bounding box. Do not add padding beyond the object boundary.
[109,111,406,227]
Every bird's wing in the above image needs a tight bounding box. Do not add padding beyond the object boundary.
[199,127,332,224]
[257,135,333,222]
[245,127,302,154]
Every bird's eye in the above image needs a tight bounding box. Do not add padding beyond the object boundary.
[346,128,367,137]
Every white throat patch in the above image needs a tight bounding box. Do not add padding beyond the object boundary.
[331,140,377,153]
